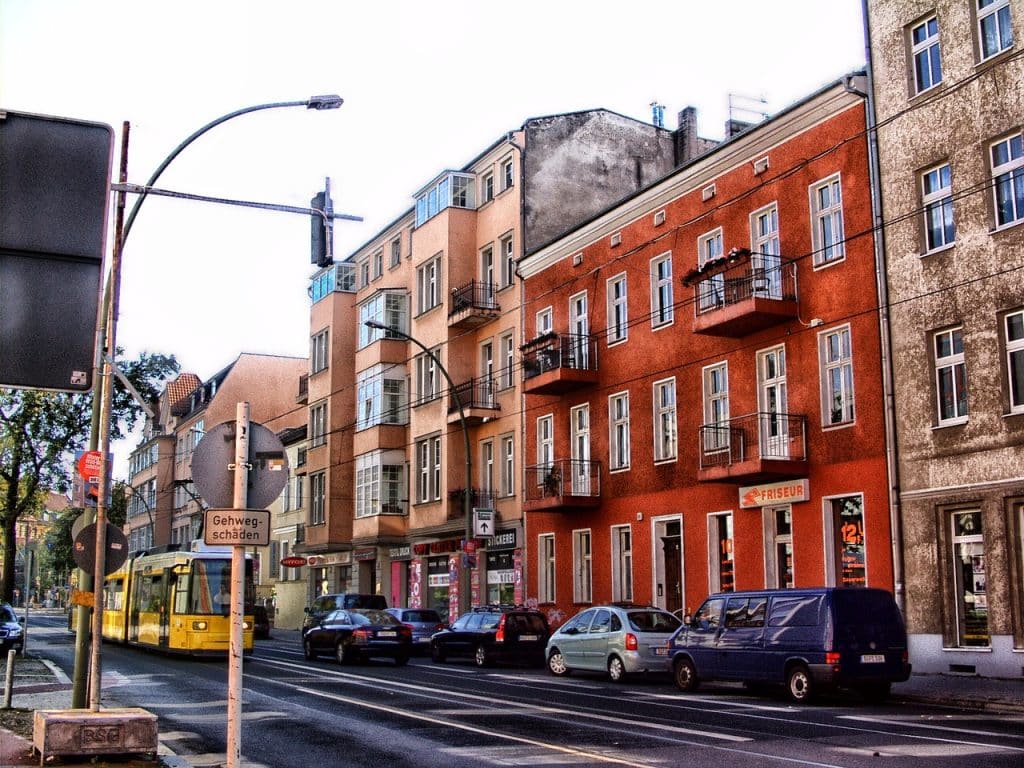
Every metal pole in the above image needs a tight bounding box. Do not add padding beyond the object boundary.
[227,402,250,768]
[22,546,30,655]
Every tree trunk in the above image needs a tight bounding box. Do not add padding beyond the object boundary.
[1,515,18,603]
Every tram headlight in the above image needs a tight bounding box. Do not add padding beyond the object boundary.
[242,620,252,630]
[192,621,209,631]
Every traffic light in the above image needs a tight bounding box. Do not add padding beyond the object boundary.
[310,189,333,267]
[0,110,114,391]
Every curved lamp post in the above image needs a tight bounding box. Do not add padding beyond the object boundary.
[363,320,474,617]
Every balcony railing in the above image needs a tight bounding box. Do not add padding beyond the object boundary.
[698,411,807,482]
[686,251,798,336]
[449,280,499,327]
[296,373,309,404]
[521,333,599,394]
[447,377,499,424]
[523,458,601,511]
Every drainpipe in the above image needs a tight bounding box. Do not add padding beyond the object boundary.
[854,2,906,616]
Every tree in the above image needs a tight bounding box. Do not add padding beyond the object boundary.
[42,487,127,590]
[0,351,177,602]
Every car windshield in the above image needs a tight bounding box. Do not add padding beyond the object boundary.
[0,607,15,622]
[627,611,681,633]
[352,609,398,626]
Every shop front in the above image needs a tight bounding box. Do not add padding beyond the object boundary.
[484,527,522,606]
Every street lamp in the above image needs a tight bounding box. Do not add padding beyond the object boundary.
[363,320,474,617]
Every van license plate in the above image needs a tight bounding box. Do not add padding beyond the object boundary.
[861,654,884,663]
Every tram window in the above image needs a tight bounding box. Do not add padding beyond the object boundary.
[190,560,232,615]
[104,580,124,611]
[174,573,191,614]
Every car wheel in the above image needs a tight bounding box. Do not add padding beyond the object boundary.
[859,682,891,704]
[786,664,816,703]
[335,640,350,665]
[473,644,489,668]
[303,639,316,660]
[607,655,626,683]
[394,653,410,667]
[547,649,569,676]
[673,657,700,692]
[431,644,446,663]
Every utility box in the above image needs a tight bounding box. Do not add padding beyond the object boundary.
[33,707,158,763]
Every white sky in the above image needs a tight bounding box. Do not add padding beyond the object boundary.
[1,0,866,472]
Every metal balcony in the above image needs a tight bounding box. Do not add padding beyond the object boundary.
[687,251,799,337]
[523,459,601,512]
[521,333,599,395]
[698,412,808,483]
[448,280,500,328]
[447,377,499,425]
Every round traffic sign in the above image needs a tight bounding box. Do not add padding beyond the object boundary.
[77,450,103,481]
[191,420,289,509]
[72,522,129,575]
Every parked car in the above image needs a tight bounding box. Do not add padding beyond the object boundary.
[302,607,412,665]
[386,607,445,652]
[252,605,271,640]
[430,606,549,668]
[666,587,912,703]
[303,593,387,631]
[546,604,681,682]
[0,603,24,654]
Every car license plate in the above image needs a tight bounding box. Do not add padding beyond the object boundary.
[519,634,538,641]
[861,654,885,663]
[653,645,669,656]
[378,631,397,638]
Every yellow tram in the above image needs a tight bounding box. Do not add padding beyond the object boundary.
[101,548,255,655]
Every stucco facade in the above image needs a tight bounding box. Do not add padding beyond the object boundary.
[866,0,1024,676]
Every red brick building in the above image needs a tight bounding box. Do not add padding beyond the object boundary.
[518,76,895,625]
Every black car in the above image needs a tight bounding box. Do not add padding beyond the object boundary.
[430,606,549,668]
[302,608,412,665]
[303,593,388,631]
[0,603,24,654]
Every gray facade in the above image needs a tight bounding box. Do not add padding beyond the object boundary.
[867,0,1024,676]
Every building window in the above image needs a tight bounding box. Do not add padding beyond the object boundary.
[481,440,494,495]
[991,131,1024,228]
[358,291,407,348]
[611,525,633,603]
[311,329,329,374]
[697,229,724,311]
[535,307,552,338]
[372,249,383,280]
[922,163,955,251]
[703,362,730,453]
[653,377,677,462]
[952,510,989,646]
[356,365,407,429]
[827,495,866,587]
[1006,310,1024,413]
[751,203,782,298]
[573,529,592,604]
[820,325,855,426]
[414,350,440,406]
[607,273,628,344]
[390,236,402,268]
[500,332,515,390]
[709,513,734,593]
[538,533,556,602]
[500,233,515,288]
[356,451,405,518]
[481,171,494,204]
[537,414,553,471]
[309,471,326,525]
[501,434,515,497]
[650,252,673,328]
[501,157,514,191]
[415,173,475,226]
[766,507,794,589]
[609,392,630,471]
[417,256,441,314]
[978,0,1013,60]
[935,326,968,424]
[416,436,441,503]
[911,16,943,94]
[309,401,327,448]
[811,174,844,266]
[360,259,370,288]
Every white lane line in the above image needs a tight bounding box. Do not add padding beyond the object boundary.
[841,714,1024,741]
[632,690,795,712]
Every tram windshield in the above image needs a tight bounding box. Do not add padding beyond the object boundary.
[187,558,255,616]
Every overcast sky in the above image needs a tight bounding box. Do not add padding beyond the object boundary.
[1,0,866,472]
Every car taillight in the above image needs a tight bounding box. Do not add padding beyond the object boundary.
[495,614,506,643]
[353,629,370,643]
[625,632,638,651]
[399,625,412,638]
[403,623,415,632]
[435,623,445,631]
[825,651,841,669]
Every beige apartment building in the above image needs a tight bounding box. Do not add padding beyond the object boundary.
[300,109,699,621]
[866,0,1024,676]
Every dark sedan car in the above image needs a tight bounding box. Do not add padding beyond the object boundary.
[302,608,412,665]
[430,606,549,668]
[0,603,24,654]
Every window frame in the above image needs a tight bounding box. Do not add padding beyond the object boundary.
[309,401,327,448]
[416,256,442,315]
[922,162,956,252]
[415,435,442,504]
[977,0,1014,61]
[653,377,677,463]
[1005,309,1024,414]
[537,533,556,603]
[501,156,514,192]
[311,329,329,374]
[500,433,515,497]
[819,324,855,427]
[500,233,515,288]
[481,171,495,204]
[500,332,515,390]
[606,272,628,345]
[573,528,593,604]
[611,525,633,603]
[810,173,845,267]
[910,15,943,95]
[650,252,674,329]
[991,131,1024,229]
[415,350,441,406]
[697,228,724,312]
[935,326,968,425]
[309,471,326,525]
[608,391,631,472]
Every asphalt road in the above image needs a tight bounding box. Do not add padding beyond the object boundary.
[28,614,1024,768]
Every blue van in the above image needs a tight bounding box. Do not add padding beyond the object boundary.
[665,587,911,703]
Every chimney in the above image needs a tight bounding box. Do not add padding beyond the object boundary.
[675,106,699,165]
[725,118,754,138]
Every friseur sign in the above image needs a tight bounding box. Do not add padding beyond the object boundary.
[203,508,270,547]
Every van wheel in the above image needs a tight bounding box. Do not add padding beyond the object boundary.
[473,644,490,667]
[607,656,626,683]
[786,664,816,703]
[303,639,316,660]
[431,644,446,663]
[673,657,699,692]
[547,649,569,676]
[859,682,891,704]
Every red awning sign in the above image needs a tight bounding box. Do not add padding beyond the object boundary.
[280,556,307,568]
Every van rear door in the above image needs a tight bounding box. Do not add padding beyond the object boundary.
[831,589,909,682]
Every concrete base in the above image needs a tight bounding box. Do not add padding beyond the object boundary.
[32,707,158,765]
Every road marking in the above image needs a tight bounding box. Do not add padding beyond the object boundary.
[841,714,1024,741]
[632,690,795,712]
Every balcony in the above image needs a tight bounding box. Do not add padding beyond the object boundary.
[686,249,798,337]
[448,281,499,328]
[447,488,497,521]
[698,412,808,483]
[521,333,599,395]
[447,377,499,425]
[523,459,601,512]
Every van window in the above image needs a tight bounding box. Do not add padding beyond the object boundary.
[768,594,822,627]
[725,597,748,628]
[747,597,767,627]
[694,598,725,630]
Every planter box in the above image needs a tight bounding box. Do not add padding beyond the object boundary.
[33,707,158,763]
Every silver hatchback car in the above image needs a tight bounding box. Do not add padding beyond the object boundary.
[546,604,682,682]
